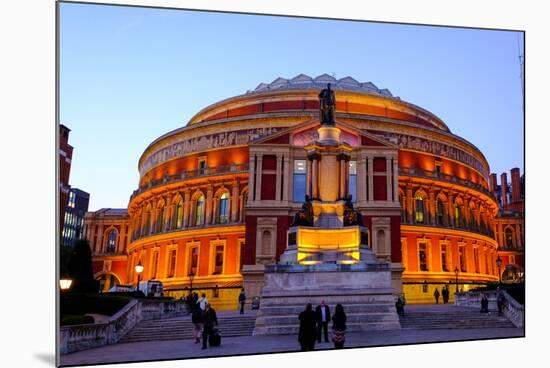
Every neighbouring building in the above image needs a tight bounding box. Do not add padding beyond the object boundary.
[84,74,524,307]
[61,188,90,247]
[59,124,73,234]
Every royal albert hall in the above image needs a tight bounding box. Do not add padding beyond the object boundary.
[85,74,524,308]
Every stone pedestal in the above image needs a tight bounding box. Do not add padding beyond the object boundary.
[253,263,401,335]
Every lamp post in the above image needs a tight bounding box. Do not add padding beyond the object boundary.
[454,266,459,293]
[496,255,502,286]
[135,261,144,293]
[59,277,73,294]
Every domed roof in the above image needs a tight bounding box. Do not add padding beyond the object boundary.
[247,73,399,99]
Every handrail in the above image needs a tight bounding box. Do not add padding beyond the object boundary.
[454,289,523,328]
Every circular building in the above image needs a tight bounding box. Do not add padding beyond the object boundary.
[93,74,502,307]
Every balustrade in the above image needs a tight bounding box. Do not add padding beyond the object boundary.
[454,289,523,328]
[60,299,189,354]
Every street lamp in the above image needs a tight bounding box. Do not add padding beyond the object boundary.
[59,277,73,293]
[454,266,459,293]
[135,261,144,292]
[496,255,502,286]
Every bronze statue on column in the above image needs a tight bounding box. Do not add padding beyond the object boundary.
[319,83,336,126]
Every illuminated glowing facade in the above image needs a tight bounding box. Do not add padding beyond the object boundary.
[85,74,523,307]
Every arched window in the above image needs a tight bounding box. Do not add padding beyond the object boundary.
[415,195,424,224]
[505,227,514,248]
[436,199,445,226]
[454,204,461,228]
[144,210,152,235]
[218,192,230,224]
[195,195,205,226]
[106,229,117,253]
[175,200,184,228]
[156,205,165,233]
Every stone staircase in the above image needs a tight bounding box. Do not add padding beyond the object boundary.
[255,301,399,335]
[119,313,257,343]
[399,304,516,330]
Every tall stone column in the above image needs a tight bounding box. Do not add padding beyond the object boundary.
[357,156,366,202]
[386,157,392,202]
[231,181,239,222]
[283,156,290,201]
[392,157,399,204]
[164,195,172,231]
[448,194,455,227]
[406,185,413,223]
[306,159,312,197]
[339,158,346,199]
[275,154,282,201]
[312,159,319,199]
[206,185,214,225]
[183,190,190,228]
[367,156,374,201]
[428,189,436,225]
[249,155,256,202]
[255,155,263,201]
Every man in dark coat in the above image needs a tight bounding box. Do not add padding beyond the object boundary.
[201,303,218,349]
[433,288,440,304]
[442,286,450,304]
[238,288,246,315]
[315,300,331,343]
[298,303,317,351]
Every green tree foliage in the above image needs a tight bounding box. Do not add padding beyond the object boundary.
[67,239,99,293]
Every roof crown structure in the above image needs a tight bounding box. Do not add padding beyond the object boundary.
[248,73,398,99]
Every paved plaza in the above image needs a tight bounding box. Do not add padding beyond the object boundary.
[60,311,523,367]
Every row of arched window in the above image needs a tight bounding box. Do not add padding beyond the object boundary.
[131,188,247,241]
[401,188,494,237]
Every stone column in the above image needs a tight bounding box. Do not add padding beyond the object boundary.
[386,157,392,202]
[164,195,172,231]
[306,159,312,197]
[448,194,455,227]
[206,185,214,224]
[367,156,374,201]
[428,189,436,225]
[275,154,282,201]
[405,185,413,223]
[392,157,399,203]
[183,191,190,228]
[255,155,263,202]
[312,159,318,199]
[339,158,346,199]
[249,155,256,202]
[283,156,290,201]
[357,156,366,202]
[344,157,350,199]
[231,181,239,222]
[97,224,104,253]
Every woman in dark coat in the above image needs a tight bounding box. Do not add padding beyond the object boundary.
[298,303,317,351]
[331,304,347,349]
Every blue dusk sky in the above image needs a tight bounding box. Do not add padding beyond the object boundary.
[60,3,524,211]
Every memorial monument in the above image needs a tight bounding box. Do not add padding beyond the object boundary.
[253,85,401,335]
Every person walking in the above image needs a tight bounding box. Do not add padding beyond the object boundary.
[433,288,440,304]
[238,288,246,315]
[191,305,203,344]
[201,303,218,350]
[315,300,331,343]
[395,295,405,317]
[197,293,208,311]
[480,294,489,315]
[442,286,449,304]
[298,303,317,351]
[331,304,347,349]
